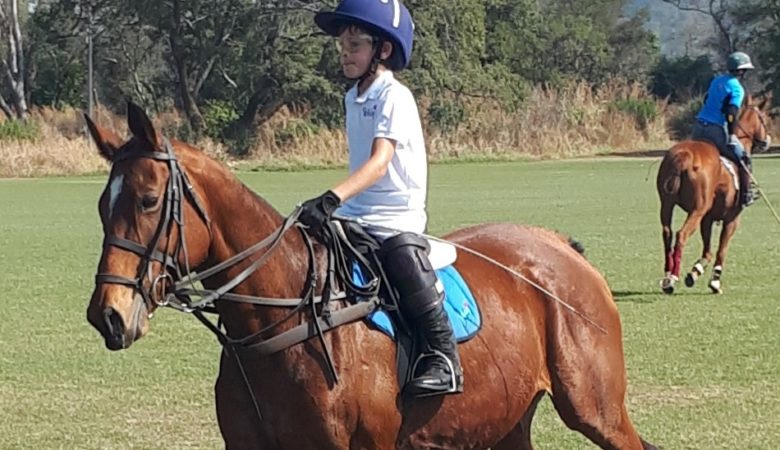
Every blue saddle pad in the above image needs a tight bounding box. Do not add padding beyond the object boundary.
[352,263,482,343]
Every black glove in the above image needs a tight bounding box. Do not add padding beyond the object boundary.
[298,190,341,233]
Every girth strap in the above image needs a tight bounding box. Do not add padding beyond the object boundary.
[234,297,381,356]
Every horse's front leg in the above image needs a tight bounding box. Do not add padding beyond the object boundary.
[685,215,715,288]
[709,218,740,294]
[215,351,274,449]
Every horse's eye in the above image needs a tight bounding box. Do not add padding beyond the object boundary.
[141,195,159,210]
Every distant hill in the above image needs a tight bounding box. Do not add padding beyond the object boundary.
[625,0,718,58]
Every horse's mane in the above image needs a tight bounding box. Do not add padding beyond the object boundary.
[173,139,283,221]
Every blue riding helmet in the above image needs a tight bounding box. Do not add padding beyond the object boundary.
[315,0,414,70]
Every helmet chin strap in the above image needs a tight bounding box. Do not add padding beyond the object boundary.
[351,40,385,86]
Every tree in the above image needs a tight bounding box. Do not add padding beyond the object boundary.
[659,0,740,57]
[0,0,29,119]
[732,0,780,98]
[650,55,714,102]
[607,11,660,84]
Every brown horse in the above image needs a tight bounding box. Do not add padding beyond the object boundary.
[86,103,656,450]
[656,95,771,294]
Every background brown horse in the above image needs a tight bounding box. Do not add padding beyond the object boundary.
[86,103,656,450]
[656,96,771,294]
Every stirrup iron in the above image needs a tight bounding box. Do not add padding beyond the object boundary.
[406,349,463,397]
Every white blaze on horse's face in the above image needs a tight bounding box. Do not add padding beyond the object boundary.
[108,174,124,218]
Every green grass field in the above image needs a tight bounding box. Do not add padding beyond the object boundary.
[2,157,779,449]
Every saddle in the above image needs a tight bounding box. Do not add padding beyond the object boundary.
[326,220,482,392]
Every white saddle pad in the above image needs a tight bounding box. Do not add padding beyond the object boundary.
[720,157,739,190]
[427,239,457,269]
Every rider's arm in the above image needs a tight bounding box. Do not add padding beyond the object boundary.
[725,79,746,136]
[726,104,739,135]
[331,138,395,201]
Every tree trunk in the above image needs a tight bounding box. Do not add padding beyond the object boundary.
[168,0,204,133]
[224,78,284,140]
[0,0,28,120]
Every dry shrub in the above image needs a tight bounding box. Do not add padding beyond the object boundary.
[0,105,231,177]
[1,81,678,177]
[425,81,672,160]
[247,106,348,169]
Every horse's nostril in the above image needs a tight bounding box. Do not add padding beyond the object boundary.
[102,307,125,337]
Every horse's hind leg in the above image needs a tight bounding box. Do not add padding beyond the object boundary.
[662,209,706,294]
[550,387,650,450]
[548,341,655,449]
[492,392,545,450]
[709,218,740,294]
[685,215,714,287]
[659,199,676,293]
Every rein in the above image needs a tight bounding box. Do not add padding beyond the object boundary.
[737,106,770,152]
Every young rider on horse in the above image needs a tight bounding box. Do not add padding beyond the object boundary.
[692,51,756,207]
[297,0,463,397]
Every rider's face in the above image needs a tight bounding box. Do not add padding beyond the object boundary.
[337,28,375,79]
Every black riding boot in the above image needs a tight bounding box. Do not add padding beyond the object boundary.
[405,292,464,396]
[738,158,754,207]
[380,233,464,397]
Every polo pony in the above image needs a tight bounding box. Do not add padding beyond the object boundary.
[657,95,771,294]
[86,103,657,450]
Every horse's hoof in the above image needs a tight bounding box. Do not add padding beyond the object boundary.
[708,279,722,294]
[660,275,677,294]
[684,273,696,287]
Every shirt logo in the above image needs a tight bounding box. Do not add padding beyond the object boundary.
[362,104,377,118]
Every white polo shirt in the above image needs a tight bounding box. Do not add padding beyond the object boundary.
[337,71,428,238]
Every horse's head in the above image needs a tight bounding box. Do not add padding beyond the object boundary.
[738,94,773,154]
[85,102,212,350]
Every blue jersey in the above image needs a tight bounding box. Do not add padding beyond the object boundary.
[697,74,745,126]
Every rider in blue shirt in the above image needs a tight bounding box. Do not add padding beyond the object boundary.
[692,51,756,206]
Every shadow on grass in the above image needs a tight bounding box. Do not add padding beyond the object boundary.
[612,289,716,303]
[611,290,662,303]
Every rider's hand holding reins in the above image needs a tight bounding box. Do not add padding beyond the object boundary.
[298,190,342,234]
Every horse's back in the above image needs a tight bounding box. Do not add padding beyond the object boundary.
[445,223,617,329]
[665,139,722,171]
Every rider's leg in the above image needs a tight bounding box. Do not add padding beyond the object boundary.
[380,232,463,396]
[729,139,754,206]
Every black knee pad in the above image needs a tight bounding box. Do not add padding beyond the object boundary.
[380,233,442,317]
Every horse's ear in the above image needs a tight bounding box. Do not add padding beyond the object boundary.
[126,101,160,150]
[84,113,124,161]
[759,92,773,111]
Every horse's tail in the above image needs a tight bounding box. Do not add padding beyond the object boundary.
[568,238,585,255]
[658,149,691,196]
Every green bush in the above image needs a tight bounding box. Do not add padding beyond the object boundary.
[0,120,41,141]
[651,55,714,103]
[428,99,466,132]
[202,100,239,140]
[667,97,703,140]
[611,98,658,130]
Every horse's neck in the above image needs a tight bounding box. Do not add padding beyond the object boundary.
[192,156,313,334]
